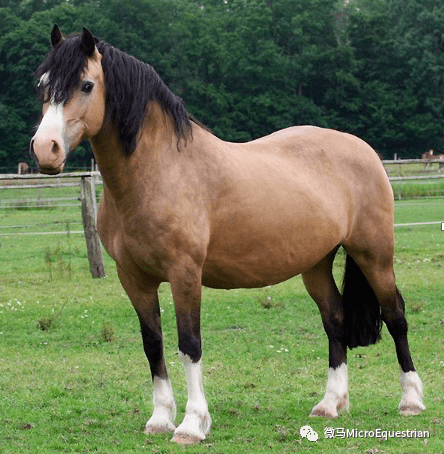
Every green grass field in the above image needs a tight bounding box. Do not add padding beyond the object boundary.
[0,185,443,453]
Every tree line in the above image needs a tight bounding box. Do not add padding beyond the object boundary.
[0,0,443,171]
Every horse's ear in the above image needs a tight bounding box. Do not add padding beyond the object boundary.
[81,27,96,57]
[51,24,64,48]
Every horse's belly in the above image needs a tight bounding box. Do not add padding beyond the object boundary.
[201,260,304,289]
[202,221,341,289]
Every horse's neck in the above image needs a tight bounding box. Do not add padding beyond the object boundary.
[90,103,184,204]
[90,123,129,200]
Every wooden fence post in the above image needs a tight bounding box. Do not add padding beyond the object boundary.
[81,176,106,278]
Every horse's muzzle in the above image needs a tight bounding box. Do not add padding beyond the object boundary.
[29,137,65,175]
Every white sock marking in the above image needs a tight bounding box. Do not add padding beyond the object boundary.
[145,377,176,433]
[311,363,349,418]
[399,370,425,415]
[173,352,211,441]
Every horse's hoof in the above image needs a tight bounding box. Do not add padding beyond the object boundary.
[144,423,175,434]
[171,433,203,444]
[310,392,349,419]
[399,403,426,416]
[310,407,338,419]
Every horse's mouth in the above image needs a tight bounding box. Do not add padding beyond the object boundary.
[38,164,64,175]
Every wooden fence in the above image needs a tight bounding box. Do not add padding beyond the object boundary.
[383,158,444,200]
[0,172,105,278]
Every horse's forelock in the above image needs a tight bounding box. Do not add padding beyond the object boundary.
[35,33,89,104]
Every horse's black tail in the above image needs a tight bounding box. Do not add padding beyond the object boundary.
[342,254,383,349]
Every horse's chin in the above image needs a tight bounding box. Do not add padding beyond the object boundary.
[38,164,65,175]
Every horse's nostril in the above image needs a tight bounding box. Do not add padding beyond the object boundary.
[51,141,59,154]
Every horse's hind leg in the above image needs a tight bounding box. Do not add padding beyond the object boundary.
[347,250,425,416]
[302,247,349,418]
[117,266,176,433]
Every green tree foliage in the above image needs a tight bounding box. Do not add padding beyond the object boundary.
[0,0,442,171]
[387,0,444,152]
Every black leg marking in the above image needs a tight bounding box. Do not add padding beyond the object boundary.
[138,310,168,379]
[383,290,415,373]
[324,314,347,370]
[176,307,202,363]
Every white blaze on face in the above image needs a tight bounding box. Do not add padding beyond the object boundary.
[37,102,66,142]
[37,72,65,141]
[32,72,68,173]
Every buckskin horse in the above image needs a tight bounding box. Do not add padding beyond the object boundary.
[30,26,425,443]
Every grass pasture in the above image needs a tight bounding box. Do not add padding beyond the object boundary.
[0,183,443,453]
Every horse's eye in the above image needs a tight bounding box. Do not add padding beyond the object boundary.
[81,82,94,93]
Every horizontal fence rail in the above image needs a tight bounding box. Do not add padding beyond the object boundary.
[394,221,444,227]
[0,171,102,180]
[383,158,444,164]
[389,174,444,181]
[0,231,85,236]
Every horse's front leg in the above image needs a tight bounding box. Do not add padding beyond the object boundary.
[116,267,176,434]
[169,262,211,444]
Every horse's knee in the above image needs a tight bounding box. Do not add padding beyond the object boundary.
[176,310,202,363]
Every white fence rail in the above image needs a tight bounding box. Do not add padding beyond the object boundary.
[389,174,444,181]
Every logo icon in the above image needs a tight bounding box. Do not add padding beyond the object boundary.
[300,425,319,442]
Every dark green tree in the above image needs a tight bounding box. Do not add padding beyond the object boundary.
[1,0,443,170]
[387,0,444,155]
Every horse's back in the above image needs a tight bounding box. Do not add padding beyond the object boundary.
[232,125,391,219]
[244,126,392,221]
[247,126,382,169]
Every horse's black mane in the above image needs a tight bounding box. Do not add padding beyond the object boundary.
[35,32,192,155]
